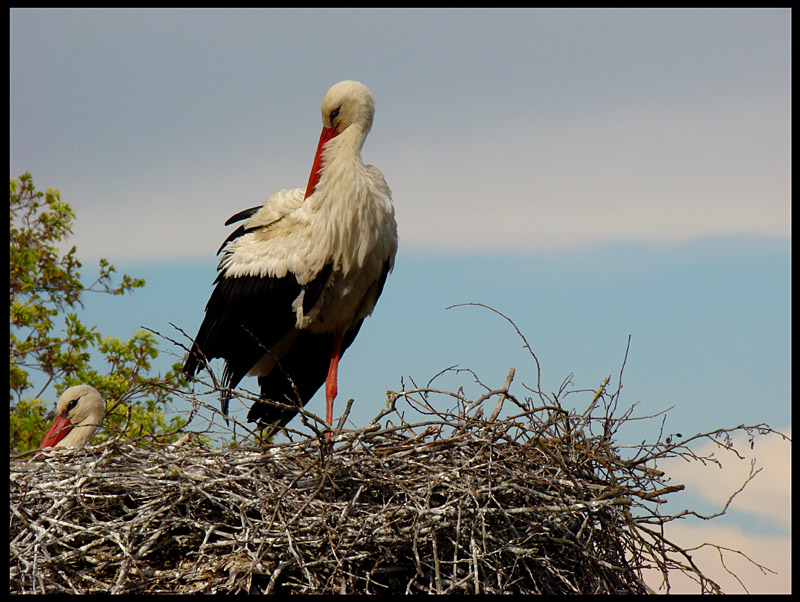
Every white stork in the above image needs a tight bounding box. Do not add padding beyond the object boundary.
[39,385,105,449]
[183,80,398,436]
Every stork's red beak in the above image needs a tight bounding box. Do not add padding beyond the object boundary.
[39,415,73,449]
[304,126,338,200]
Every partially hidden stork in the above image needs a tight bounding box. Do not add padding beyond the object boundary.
[39,385,105,449]
[183,80,398,436]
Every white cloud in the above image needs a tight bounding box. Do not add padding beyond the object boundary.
[642,522,791,594]
[642,428,791,593]
[664,428,791,528]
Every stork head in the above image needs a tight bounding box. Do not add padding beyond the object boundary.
[39,385,105,449]
[320,80,375,137]
[304,80,376,199]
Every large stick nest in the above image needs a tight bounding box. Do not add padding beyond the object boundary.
[10,319,777,594]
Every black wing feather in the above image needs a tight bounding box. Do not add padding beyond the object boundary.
[246,258,393,430]
[182,262,337,392]
[182,273,301,390]
[225,206,261,226]
[216,206,264,255]
[248,320,364,431]
[302,263,333,314]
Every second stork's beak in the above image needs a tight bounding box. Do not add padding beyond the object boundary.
[39,414,73,449]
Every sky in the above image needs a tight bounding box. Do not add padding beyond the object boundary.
[10,8,790,593]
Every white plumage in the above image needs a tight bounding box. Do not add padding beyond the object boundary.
[184,80,398,435]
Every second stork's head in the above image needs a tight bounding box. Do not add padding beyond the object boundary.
[39,385,105,450]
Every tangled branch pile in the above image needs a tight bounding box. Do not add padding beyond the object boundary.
[10,324,777,594]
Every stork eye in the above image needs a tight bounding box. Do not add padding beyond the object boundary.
[67,398,79,412]
[330,107,340,123]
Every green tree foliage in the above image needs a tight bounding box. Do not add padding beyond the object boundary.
[10,173,188,453]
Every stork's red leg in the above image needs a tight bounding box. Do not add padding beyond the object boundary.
[325,332,344,434]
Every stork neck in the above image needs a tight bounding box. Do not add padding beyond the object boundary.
[324,126,367,170]
[307,125,367,200]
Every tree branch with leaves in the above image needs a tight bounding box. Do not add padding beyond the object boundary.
[9,173,188,453]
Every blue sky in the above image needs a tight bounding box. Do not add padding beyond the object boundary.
[10,9,790,592]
